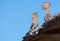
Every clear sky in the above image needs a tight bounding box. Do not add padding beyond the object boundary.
[0,0,60,41]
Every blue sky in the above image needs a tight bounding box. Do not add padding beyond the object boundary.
[0,0,60,41]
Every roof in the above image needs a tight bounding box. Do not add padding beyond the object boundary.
[22,13,60,41]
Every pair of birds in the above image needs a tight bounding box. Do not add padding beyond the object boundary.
[28,2,52,35]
